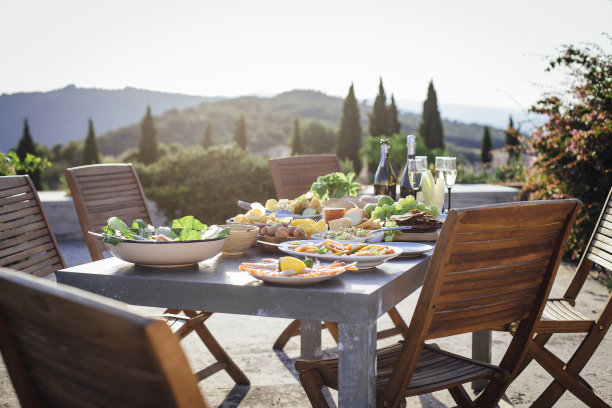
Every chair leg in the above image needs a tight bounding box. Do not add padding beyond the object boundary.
[323,321,339,343]
[387,307,409,339]
[448,385,474,407]
[273,319,302,350]
[298,368,330,408]
[528,339,610,408]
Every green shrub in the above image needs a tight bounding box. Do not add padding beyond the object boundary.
[136,144,276,224]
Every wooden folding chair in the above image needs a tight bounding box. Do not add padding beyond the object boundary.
[510,188,612,408]
[0,175,66,276]
[64,164,249,385]
[268,155,409,350]
[295,199,581,408]
[0,268,209,408]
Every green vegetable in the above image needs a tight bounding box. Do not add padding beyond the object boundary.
[102,216,229,245]
[310,172,360,200]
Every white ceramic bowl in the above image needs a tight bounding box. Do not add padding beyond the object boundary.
[222,224,259,256]
[106,236,228,267]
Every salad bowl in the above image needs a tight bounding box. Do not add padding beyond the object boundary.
[106,237,227,267]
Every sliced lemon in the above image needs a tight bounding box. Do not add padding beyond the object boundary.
[279,256,307,274]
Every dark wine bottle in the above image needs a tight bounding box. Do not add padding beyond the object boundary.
[373,138,397,200]
[400,134,417,198]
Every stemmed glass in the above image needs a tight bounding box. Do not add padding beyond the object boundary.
[407,158,427,194]
[435,157,447,211]
[444,157,457,212]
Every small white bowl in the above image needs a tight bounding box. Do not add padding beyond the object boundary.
[106,236,228,267]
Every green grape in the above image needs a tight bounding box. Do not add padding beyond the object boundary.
[406,195,416,202]
[397,198,407,206]
[382,204,393,213]
[408,201,418,210]
[417,202,427,211]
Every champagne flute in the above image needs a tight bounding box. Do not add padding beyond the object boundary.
[435,157,448,212]
[444,157,457,212]
[407,158,425,193]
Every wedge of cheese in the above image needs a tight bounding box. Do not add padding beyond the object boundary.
[328,217,352,231]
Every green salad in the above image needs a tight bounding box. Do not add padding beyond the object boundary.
[102,215,230,245]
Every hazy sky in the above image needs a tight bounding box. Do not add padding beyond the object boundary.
[1,0,610,111]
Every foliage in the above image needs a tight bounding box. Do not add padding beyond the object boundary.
[301,120,337,154]
[0,151,50,177]
[233,113,247,149]
[386,95,401,136]
[310,172,360,200]
[339,157,355,174]
[290,118,302,155]
[135,144,275,224]
[337,83,363,175]
[480,126,492,164]
[369,78,388,137]
[202,122,213,149]
[38,141,83,190]
[16,119,42,188]
[504,115,521,163]
[419,80,444,150]
[83,119,101,165]
[494,156,526,183]
[521,40,612,259]
[138,106,159,164]
[456,166,489,184]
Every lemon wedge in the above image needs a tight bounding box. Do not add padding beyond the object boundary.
[279,256,307,274]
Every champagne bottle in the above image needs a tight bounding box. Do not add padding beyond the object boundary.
[400,134,417,198]
[373,138,397,200]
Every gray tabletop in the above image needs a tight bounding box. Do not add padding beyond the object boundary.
[57,246,431,407]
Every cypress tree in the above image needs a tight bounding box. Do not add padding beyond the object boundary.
[16,118,41,188]
[419,80,444,149]
[202,122,213,149]
[290,118,303,155]
[337,83,363,174]
[368,78,388,137]
[504,115,520,163]
[83,119,100,165]
[233,113,247,149]
[138,106,159,164]
[386,94,401,135]
[481,126,493,164]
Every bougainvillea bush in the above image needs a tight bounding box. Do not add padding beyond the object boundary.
[521,40,611,260]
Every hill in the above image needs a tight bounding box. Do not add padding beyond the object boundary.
[97,89,507,157]
[0,85,214,151]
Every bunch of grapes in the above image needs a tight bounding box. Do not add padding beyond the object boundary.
[366,195,440,221]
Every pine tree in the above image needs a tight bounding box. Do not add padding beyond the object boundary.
[202,122,213,149]
[337,83,363,174]
[368,78,388,137]
[16,118,41,188]
[504,115,520,163]
[386,94,401,135]
[419,80,444,149]
[233,113,247,149]
[481,126,493,164]
[83,119,100,165]
[138,106,159,164]
[290,118,302,155]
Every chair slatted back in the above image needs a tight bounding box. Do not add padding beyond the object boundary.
[564,188,612,300]
[268,154,341,199]
[424,200,580,339]
[64,164,153,261]
[380,199,581,405]
[0,176,65,276]
[0,268,207,408]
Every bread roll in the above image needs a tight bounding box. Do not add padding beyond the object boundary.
[328,217,352,231]
[345,208,364,226]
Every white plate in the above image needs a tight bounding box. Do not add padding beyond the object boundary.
[246,270,345,285]
[311,231,384,243]
[389,242,433,257]
[277,240,402,269]
[106,237,227,267]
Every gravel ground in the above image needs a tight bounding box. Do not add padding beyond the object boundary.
[1,241,610,407]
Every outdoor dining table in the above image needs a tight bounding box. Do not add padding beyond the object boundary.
[55,245,480,407]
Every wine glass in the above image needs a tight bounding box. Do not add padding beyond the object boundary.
[435,157,448,211]
[444,157,457,212]
[407,158,426,193]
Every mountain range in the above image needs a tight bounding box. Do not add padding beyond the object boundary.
[0,85,514,154]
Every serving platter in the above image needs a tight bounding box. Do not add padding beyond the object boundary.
[388,241,433,257]
[277,240,402,269]
[244,270,345,285]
